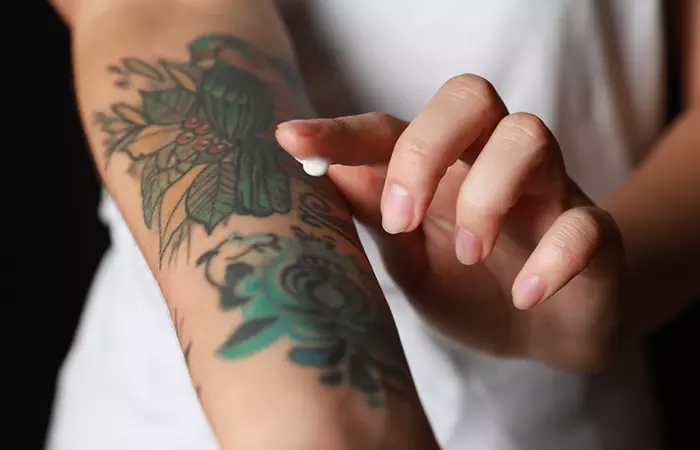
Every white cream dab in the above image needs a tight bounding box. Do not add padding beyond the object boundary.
[295,157,330,177]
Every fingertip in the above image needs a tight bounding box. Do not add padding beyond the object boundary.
[274,124,298,150]
[512,274,547,310]
[276,119,320,138]
[275,121,325,161]
[455,228,483,265]
[276,122,332,175]
[381,184,416,234]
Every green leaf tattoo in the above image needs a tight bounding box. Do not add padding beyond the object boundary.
[186,157,237,232]
[94,34,315,262]
[199,227,409,407]
[123,57,166,82]
[218,316,282,359]
[142,88,198,124]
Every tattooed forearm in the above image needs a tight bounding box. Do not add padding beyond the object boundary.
[197,226,408,407]
[93,34,328,263]
[94,34,405,410]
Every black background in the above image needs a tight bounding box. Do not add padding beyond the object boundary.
[18,1,698,448]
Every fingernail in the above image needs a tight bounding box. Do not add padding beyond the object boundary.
[512,275,547,310]
[382,185,414,234]
[277,119,319,137]
[455,228,482,265]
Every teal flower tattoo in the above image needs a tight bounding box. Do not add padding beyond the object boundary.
[197,227,408,407]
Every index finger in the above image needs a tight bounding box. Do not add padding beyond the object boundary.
[275,112,408,166]
[381,74,507,234]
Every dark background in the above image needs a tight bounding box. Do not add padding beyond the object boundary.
[26,1,697,448]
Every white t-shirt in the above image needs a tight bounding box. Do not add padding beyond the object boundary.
[48,1,665,449]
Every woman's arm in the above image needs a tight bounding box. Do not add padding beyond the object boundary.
[605,0,700,338]
[54,0,437,448]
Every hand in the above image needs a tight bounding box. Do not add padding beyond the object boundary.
[276,74,624,372]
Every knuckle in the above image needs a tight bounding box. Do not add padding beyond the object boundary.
[395,134,434,162]
[550,208,603,263]
[500,112,550,151]
[330,117,353,134]
[567,207,604,240]
[366,111,393,124]
[458,189,507,222]
[367,111,402,138]
[392,135,447,186]
[584,207,625,260]
[443,73,498,106]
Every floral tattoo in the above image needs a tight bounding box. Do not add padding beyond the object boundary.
[197,226,408,406]
[93,34,407,407]
[93,34,342,262]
